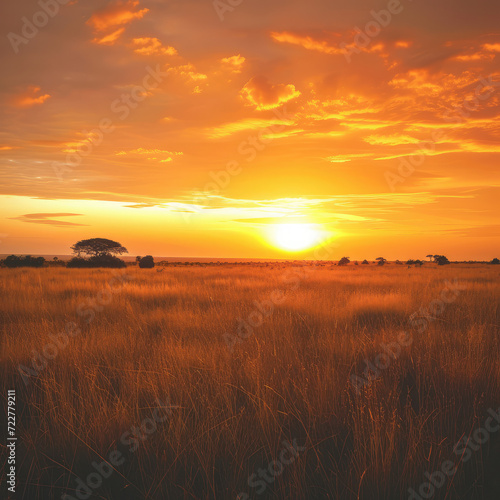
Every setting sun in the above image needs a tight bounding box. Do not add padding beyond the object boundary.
[270,223,324,251]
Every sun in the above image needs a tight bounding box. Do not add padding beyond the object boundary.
[270,223,324,252]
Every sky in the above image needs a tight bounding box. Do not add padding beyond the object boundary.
[1,0,499,260]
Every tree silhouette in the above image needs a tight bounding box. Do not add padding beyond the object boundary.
[426,254,434,262]
[434,255,450,266]
[338,257,350,266]
[376,257,386,266]
[71,238,128,258]
[490,258,499,265]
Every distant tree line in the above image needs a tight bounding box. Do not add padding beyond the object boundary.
[3,255,45,268]
[1,240,499,268]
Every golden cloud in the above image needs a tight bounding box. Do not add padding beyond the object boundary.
[389,70,478,97]
[483,43,500,53]
[271,31,344,55]
[14,86,51,108]
[221,55,246,73]
[326,153,373,163]
[168,64,207,82]
[132,37,177,56]
[206,118,294,138]
[87,0,149,45]
[87,0,149,31]
[93,28,125,46]
[364,134,421,146]
[240,76,301,110]
[115,148,183,162]
[9,213,88,227]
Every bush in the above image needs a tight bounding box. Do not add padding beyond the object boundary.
[90,255,126,268]
[3,255,45,268]
[338,257,350,266]
[435,255,450,266]
[67,255,126,268]
[139,255,155,268]
[491,258,499,265]
[67,257,91,268]
[361,260,369,265]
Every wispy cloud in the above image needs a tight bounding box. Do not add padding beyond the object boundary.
[9,213,88,227]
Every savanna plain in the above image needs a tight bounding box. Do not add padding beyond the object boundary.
[1,263,500,500]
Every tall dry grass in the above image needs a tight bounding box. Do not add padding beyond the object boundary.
[1,264,499,499]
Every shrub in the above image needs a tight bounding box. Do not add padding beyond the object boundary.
[338,257,350,266]
[435,255,450,266]
[67,255,126,268]
[139,255,155,268]
[3,255,45,268]
[67,257,91,268]
[491,258,499,265]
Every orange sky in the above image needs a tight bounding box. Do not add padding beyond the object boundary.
[1,0,499,259]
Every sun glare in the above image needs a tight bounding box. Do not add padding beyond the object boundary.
[270,223,324,252]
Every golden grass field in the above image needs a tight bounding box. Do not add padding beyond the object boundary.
[1,263,500,499]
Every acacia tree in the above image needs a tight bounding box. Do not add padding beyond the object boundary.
[376,257,387,266]
[71,238,128,258]
[426,254,434,262]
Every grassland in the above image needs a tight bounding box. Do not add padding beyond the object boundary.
[1,263,500,499]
